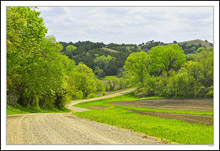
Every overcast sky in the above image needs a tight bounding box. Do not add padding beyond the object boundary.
[38,7,213,44]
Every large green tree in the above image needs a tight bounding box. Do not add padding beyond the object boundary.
[7,7,48,106]
[148,44,186,76]
[124,51,150,87]
[7,7,76,109]
[73,63,101,97]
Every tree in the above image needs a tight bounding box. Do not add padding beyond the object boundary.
[7,7,48,107]
[7,7,48,83]
[66,45,77,58]
[94,55,115,69]
[148,44,186,76]
[124,51,150,87]
[73,63,99,97]
[7,7,79,109]
[94,55,116,75]
[94,66,105,79]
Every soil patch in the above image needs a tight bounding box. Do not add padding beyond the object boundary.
[91,106,109,110]
[108,98,213,111]
[129,110,213,125]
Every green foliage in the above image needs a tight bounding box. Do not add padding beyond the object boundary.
[148,44,186,76]
[140,40,167,52]
[75,91,83,99]
[196,47,205,53]
[96,80,105,94]
[94,55,116,77]
[7,103,70,115]
[141,74,159,96]
[66,45,77,57]
[59,41,137,76]
[6,7,105,111]
[123,41,213,98]
[103,76,131,92]
[124,51,150,87]
[87,93,96,99]
[94,66,105,79]
[206,86,213,98]
[59,40,212,77]
[72,63,99,97]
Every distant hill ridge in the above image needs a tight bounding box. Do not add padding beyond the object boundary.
[167,39,213,48]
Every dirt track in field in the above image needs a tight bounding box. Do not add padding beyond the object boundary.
[108,98,213,111]
[129,110,213,125]
[108,98,213,125]
[7,88,167,145]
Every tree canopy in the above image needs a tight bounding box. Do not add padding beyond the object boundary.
[124,51,150,87]
[7,7,105,110]
[148,44,186,76]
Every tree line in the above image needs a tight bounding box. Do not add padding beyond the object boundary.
[124,44,213,98]
[59,40,212,79]
[7,7,105,111]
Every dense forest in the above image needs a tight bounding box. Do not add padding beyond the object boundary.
[124,44,213,98]
[59,39,213,78]
[7,7,213,112]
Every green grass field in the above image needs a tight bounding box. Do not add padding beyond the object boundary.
[73,93,213,144]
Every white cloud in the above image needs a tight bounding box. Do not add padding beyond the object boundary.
[38,7,213,44]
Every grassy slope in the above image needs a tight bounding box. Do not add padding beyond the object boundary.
[74,93,213,144]
[167,39,213,48]
[101,47,120,53]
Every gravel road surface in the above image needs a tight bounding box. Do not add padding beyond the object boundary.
[7,88,166,144]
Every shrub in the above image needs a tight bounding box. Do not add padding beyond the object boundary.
[206,86,213,98]
[197,86,208,97]
[87,93,96,99]
[75,91,83,99]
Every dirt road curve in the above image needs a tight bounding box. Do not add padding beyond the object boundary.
[7,88,166,144]
[67,88,136,112]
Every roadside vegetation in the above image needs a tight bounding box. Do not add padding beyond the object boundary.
[7,104,71,115]
[7,7,105,113]
[74,93,213,144]
[123,45,213,98]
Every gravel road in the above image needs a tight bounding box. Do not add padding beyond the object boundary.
[7,88,166,145]
[67,88,137,112]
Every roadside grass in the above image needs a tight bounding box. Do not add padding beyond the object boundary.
[73,93,213,144]
[7,104,71,115]
[74,93,213,116]
[74,108,213,144]
[7,105,29,115]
